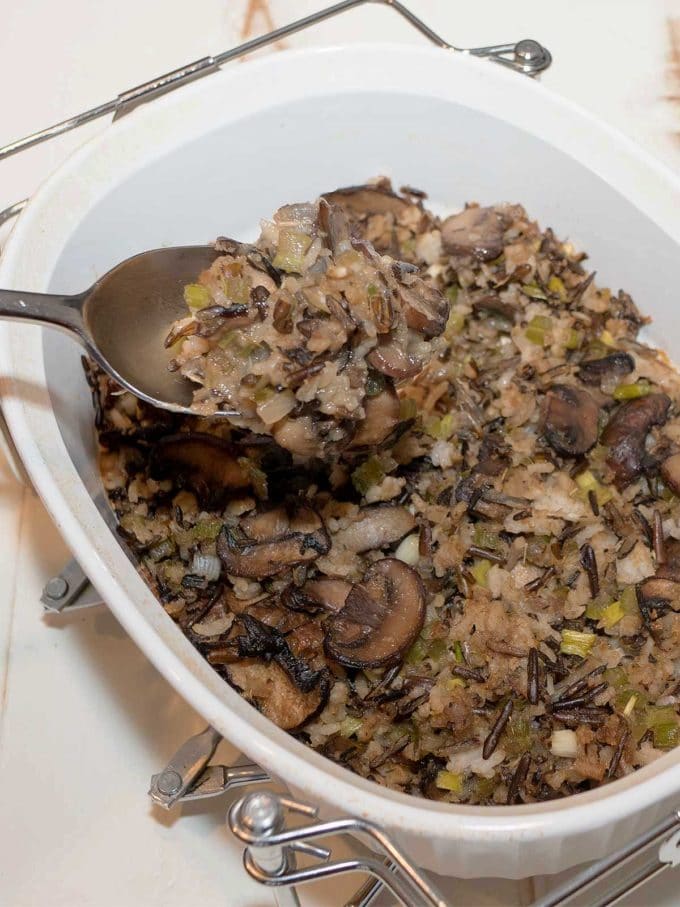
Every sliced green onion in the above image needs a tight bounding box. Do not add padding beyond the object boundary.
[352,456,385,495]
[473,526,500,550]
[575,469,612,506]
[560,629,595,658]
[221,275,250,305]
[446,285,459,304]
[192,518,223,541]
[522,283,548,301]
[366,283,378,297]
[565,328,583,350]
[612,380,651,401]
[471,558,492,588]
[435,770,464,793]
[653,722,680,749]
[548,275,567,301]
[453,640,464,664]
[447,677,465,690]
[184,283,212,312]
[599,600,625,629]
[405,635,428,666]
[425,413,455,441]
[599,330,616,347]
[399,397,418,420]
[428,638,447,660]
[147,537,176,562]
[339,716,363,738]
[445,306,466,337]
[273,230,312,272]
[525,314,552,346]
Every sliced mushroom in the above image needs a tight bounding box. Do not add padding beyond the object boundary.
[441,206,504,262]
[541,385,600,457]
[225,659,329,730]
[367,338,422,380]
[333,505,416,553]
[281,577,352,614]
[217,505,330,578]
[396,274,450,339]
[661,453,680,495]
[214,236,282,286]
[602,394,671,489]
[348,386,401,448]
[150,433,250,501]
[577,352,635,385]
[318,198,353,256]
[322,184,412,221]
[325,558,426,669]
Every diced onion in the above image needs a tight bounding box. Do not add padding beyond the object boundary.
[256,389,297,426]
[191,553,222,582]
[551,729,578,759]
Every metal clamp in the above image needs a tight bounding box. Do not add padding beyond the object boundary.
[0,0,551,227]
[40,557,103,612]
[148,725,269,810]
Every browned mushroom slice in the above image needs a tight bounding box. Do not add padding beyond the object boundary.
[441,206,504,262]
[396,275,450,339]
[541,385,600,457]
[325,558,426,669]
[214,236,282,286]
[348,386,401,448]
[661,453,680,495]
[150,433,250,500]
[602,394,671,489]
[367,338,422,380]
[217,506,330,578]
[282,578,352,614]
[576,352,634,385]
[333,505,416,553]
[317,198,353,256]
[322,184,413,221]
[224,659,329,730]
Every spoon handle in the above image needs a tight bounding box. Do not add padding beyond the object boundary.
[0,289,85,338]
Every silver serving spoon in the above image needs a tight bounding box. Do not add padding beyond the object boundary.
[0,245,235,415]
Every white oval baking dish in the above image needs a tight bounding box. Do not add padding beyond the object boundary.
[1,44,680,880]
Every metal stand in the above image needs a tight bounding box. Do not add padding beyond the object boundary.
[0,0,551,228]
[149,725,680,907]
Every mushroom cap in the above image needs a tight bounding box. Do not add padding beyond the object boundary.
[602,393,671,488]
[325,558,426,669]
[541,385,600,457]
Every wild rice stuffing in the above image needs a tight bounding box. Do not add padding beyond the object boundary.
[90,178,680,806]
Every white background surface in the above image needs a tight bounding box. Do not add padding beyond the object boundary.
[1,2,680,905]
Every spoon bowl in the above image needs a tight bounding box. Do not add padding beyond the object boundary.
[0,245,227,414]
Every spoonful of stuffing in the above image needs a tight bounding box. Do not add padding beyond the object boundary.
[0,188,450,458]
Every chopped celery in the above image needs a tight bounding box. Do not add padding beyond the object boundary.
[399,397,418,420]
[253,384,275,404]
[473,526,500,550]
[653,723,680,749]
[446,285,459,304]
[565,328,583,350]
[605,667,629,690]
[453,640,464,664]
[599,600,625,629]
[525,314,552,346]
[339,716,363,738]
[425,413,455,441]
[237,457,268,500]
[599,330,615,347]
[470,558,492,588]
[560,629,595,658]
[435,770,464,793]
[273,230,313,272]
[146,537,176,562]
[620,585,639,615]
[474,776,496,800]
[612,380,651,401]
[366,283,378,297]
[183,283,212,312]
[522,283,548,301]
[646,706,678,727]
[352,456,385,495]
[585,594,608,620]
[548,275,567,301]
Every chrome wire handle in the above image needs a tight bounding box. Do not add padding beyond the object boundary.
[0,0,551,227]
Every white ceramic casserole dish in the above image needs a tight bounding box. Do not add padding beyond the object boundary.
[2,45,680,880]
